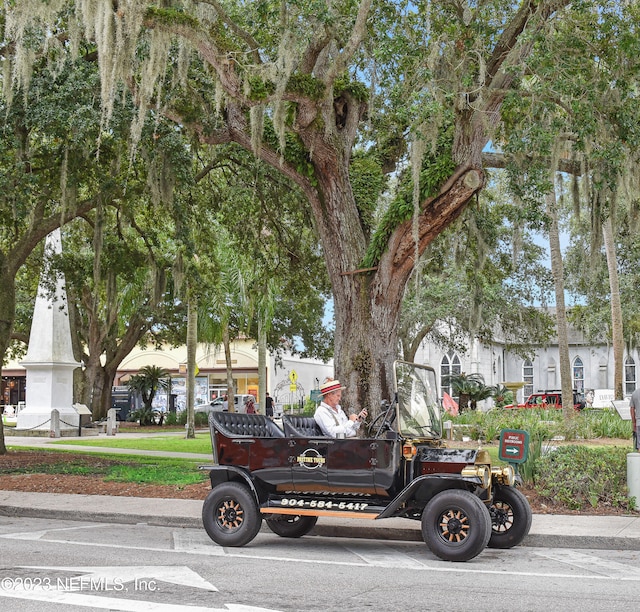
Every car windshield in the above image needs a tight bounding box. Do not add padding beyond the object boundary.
[394,361,442,438]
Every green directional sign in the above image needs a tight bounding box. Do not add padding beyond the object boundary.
[310,389,322,403]
[498,429,530,464]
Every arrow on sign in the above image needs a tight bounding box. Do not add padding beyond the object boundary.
[505,447,520,455]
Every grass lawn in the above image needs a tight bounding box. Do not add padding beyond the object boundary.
[50,434,213,455]
[1,449,207,487]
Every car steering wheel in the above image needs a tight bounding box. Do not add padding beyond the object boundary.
[367,400,396,438]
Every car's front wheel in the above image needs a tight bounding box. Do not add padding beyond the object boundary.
[202,482,262,547]
[265,515,318,538]
[421,489,492,562]
[488,485,532,549]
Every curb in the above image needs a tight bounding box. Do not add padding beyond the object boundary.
[3,502,640,551]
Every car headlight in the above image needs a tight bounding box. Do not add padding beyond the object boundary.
[461,464,491,488]
[491,464,516,486]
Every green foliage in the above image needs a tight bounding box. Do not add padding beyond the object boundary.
[397,173,555,361]
[2,451,207,487]
[105,461,204,486]
[282,398,316,417]
[449,409,635,510]
[127,405,161,427]
[259,120,317,184]
[144,6,200,30]
[127,366,170,417]
[450,407,633,444]
[175,410,209,427]
[443,372,491,412]
[334,75,368,102]
[59,434,212,454]
[286,74,325,101]
[519,432,545,485]
[246,76,276,101]
[164,411,178,426]
[535,446,633,511]
[362,139,455,268]
[492,385,514,409]
[350,152,387,235]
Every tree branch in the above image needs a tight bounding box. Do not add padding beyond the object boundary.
[197,0,263,64]
[485,0,572,89]
[482,151,582,176]
[326,0,373,83]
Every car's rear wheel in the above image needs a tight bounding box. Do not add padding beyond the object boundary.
[421,489,492,562]
[265,515,318,538]
[202,482,262,547]
[488,485,532,549]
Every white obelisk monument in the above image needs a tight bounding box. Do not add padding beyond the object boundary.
[16,229,81,434]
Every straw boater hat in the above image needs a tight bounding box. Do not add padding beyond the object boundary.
[319,379,345,396]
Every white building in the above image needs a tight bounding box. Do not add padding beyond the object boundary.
[416,320,639,406]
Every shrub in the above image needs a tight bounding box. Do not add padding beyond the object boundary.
[577,409,634,439]
[128,405,160,426]
[534,445,634,511]
[164,412,178,426]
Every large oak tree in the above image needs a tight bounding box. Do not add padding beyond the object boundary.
[5,0,610,412]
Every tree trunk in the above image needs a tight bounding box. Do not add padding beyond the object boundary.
[223,322,235,412]
[96,365,119,420]
[603,217,624,400]
[258,319,267,413]
[186,296,197,438]
[546,188,574,420]
[307,159,484,415]
[0,258,16,455]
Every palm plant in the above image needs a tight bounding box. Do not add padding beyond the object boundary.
[127,365,170,425]
[443,372,491,412]
[491,384,514,409]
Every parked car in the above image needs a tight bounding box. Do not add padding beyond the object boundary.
[194,394,257,415]
[194,400,225,414]
[504,390,584,411]
[201,361,532,562]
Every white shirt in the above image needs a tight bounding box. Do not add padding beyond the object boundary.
[314,401,361,438]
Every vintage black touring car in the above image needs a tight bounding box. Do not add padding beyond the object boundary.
[202,361,532,562]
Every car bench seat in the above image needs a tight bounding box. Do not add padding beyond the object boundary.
[209,411,284,438]
[282,414,324,437]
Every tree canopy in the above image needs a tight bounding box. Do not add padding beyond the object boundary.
[2,1,639,415]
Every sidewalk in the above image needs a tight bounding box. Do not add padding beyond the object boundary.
[2,434,640,550]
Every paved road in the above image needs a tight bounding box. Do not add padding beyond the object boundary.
[1,515,640,612]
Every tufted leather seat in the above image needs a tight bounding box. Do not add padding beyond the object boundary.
[209,411,284,438]
[282,414,324,437]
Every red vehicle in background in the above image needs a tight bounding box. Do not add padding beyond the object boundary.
[505,390,584,411]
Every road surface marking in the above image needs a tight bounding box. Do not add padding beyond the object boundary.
[534,550,640,579]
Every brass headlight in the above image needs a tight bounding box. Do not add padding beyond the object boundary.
[461,464,491,488]
[492,464,516,486]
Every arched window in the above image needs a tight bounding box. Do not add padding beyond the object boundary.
[523,360,534,399]
[625,357,636,396]
[572,357,584,393]
[440,352,461,397]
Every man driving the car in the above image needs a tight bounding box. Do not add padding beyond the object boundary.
[314,378,367,437]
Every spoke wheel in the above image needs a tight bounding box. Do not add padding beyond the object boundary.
[265,515,318,538]
[202,482,262,547]
[488,485,532,549]
[422,489,491,562]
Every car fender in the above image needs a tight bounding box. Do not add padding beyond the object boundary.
[206,465,263,503]
[376,473,483,519]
